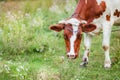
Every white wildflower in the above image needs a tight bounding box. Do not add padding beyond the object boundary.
[49,4,62,14]
[19,65,24,70]
[25,13,30,17]
[4,64,10,73]
[16,67,20,72]
[6,11,16,21]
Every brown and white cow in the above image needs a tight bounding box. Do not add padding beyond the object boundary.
[49,0,120,68]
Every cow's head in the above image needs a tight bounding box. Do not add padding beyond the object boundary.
[49,18,96,59]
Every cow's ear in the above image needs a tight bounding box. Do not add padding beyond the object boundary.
[81,23,96,32]
[49,23,65,32]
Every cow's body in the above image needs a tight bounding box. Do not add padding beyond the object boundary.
[77,0,120,68]
[50,0,120,68]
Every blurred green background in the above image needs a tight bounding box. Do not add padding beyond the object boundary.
[0,0,120,80]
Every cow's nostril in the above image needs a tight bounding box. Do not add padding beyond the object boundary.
[67,54,77,59]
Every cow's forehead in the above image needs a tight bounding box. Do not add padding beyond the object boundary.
[66,18,80,25]
[59,18,81,26]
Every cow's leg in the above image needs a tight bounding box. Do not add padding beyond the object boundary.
[102,22,113,68]
[80,33,92,67]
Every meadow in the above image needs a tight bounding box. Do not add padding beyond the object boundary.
[0,0,120,80]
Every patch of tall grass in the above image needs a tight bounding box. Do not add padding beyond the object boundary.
[0,1,76,79]
[0,0,76,55]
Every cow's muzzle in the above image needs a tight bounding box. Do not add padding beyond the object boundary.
[67,54,78,59]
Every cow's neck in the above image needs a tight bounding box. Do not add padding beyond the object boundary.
[71,0,86,20]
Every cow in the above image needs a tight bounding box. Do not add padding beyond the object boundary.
[49,0,120,68]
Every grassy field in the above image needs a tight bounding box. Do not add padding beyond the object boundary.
[0,0,120,80]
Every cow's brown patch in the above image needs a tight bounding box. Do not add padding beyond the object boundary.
[103,46,109,51]
[74,27,82,55]
[106,15,111,21]
[71,0,106,23]
[64,24,73,53]
[114,9,120,17]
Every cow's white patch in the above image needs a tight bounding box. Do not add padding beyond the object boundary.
[67,33,77,55]
[58,18,87,26]
[67,26,78,55]
[58,18,80,26]
[66,18,80,26]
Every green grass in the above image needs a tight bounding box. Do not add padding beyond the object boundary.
[0,0,120,80]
